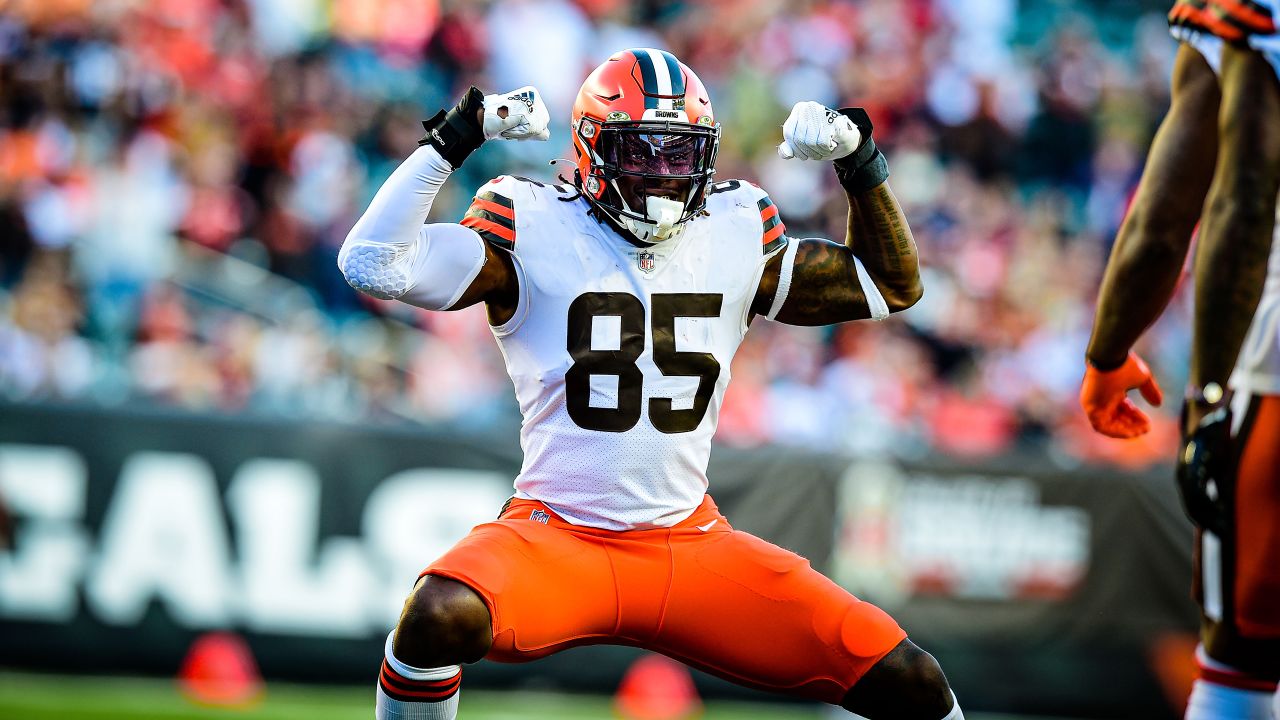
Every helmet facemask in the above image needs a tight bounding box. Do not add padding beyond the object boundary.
[578,118,720,244]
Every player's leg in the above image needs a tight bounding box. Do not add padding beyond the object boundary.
[1086,42,1220,368]
[654,520,958,720]
[1187,44,1280,427]
[840,639,959,719]
[394,575,494,666]
[1186,393,1280,720]
[375,575,487,720]
[376,500,618,720]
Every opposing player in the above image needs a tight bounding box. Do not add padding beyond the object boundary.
[339,49,962,719]
[1080,2,1280,717]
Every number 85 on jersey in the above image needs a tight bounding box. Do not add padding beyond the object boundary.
[565,291,723,434]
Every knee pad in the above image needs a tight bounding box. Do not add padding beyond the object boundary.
[835,598,908,663]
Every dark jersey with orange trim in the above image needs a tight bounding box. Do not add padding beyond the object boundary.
[457,175,788,530]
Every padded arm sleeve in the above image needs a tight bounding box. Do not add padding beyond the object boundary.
[338,145,488,310]
[340,223,486,310]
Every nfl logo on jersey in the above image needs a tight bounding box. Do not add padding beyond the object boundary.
[637,251,656,273]
[530,509,550,524]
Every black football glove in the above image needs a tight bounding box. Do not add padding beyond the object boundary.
[1175,403,1234,536]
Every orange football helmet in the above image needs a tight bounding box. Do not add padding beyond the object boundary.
[571,48,720,243]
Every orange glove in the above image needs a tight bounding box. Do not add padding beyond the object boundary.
[1080,351,1165,439]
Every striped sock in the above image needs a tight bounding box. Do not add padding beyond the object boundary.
[375,632,461,720]
[941,691,965,720]
[1184,646,1277,720]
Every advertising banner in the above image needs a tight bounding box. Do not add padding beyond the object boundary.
[0,403,1197,717]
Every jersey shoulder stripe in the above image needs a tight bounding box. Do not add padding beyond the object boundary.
[1170,0,1213,34]
[705,179,789,256]
[1171,0,1275,43]
[757,195,787,253]
[461,189,515,250]
[1212,0,1274,34]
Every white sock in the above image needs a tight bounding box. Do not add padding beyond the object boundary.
[375,631,461,720]
[836,689,964,720]
[1186,679,1275,720]
[1185,647,1276,720]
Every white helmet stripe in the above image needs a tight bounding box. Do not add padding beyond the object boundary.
[642,47,674,110]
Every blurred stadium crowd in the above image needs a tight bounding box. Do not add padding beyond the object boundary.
[0,0,1187,463]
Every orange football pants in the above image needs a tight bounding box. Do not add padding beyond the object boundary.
[1231,395,1280,637]
[423,495,906,704]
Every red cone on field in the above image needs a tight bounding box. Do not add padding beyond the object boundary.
[177,631,264,707]
[615,653,702,719]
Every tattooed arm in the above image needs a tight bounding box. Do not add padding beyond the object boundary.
[753,181,922,325]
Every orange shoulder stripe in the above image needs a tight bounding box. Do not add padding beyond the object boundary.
[461,215,516,242]
[470,197,515,221]
[1214,0,1275,31]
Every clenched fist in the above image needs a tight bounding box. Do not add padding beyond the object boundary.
[778,101,862,161]
[483,86,551,141]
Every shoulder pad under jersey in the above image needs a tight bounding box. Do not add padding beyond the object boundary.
[705,179,788,255]
[461,176,519,251]
[460,175,581,251]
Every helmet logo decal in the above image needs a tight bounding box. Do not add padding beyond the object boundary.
[673,97,685,110]
[585,176,601,195]
[606,111,630,122]
[697,116,714,127]
[581,122,596,138]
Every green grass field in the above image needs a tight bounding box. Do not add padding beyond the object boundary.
[0,672,823,720]
[0,672,1067,720]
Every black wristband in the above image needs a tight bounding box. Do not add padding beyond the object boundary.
[419,86,485,169]
[832,107,889,194]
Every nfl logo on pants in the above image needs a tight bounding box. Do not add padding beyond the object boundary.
[530,509,550,524]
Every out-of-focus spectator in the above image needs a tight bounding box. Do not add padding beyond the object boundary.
[0,253,94,399]
[0,491,12,551]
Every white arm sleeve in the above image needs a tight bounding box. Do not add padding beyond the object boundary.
[338,145,488,310]
[852,254,891,321]
[765,238,800,321]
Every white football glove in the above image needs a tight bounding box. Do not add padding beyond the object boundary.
[777,101,861,161]
[483,86,551,141]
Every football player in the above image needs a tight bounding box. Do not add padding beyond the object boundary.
[340,49,963,720]
[1080,2,1280,718]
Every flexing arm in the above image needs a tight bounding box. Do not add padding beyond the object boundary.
[338,86,548,323]
[754,104,922,325]
[844,181,922,310]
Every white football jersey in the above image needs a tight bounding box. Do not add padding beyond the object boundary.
[1231,205,1280,395]
[461,175,789,530]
